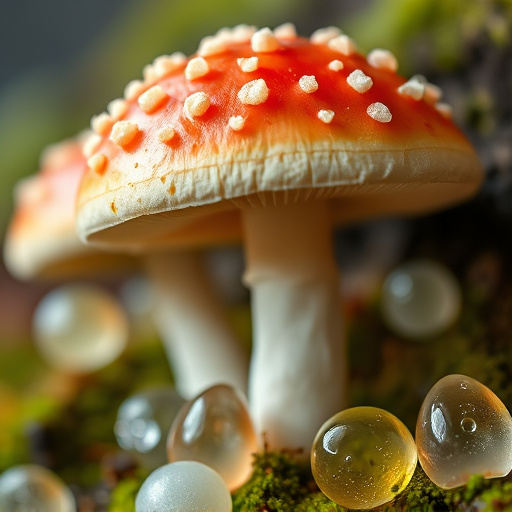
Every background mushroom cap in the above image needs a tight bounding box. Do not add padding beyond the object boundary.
[76,25,483,252]
[4,137,138,280]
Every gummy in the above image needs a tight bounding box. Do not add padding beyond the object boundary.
[381,260,461,339]
[33,284,128,373]
[416,374,512,489]
[115,387,185,469]
[311,406,417,510]
[167,384,258,491]
[135,461,232,512]
[0,464,76,512]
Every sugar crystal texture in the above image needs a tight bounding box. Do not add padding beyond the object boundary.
[0,465,76,512]
[32,284,129,373]
[381,260,461,339]
[167,384,258,491]
[311,406,417,510]
[135,461,232,512]
[115,387,186,469]
[416,374,512,489]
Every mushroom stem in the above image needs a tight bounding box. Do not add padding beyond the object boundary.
[242,201,346,451]
[145,251,249,399]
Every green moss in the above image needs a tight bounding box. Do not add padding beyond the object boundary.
[108,476,144,512]
[478,480,512,510]
[392,466,452,511]
[233,451,311,511]
[232,452,512,512]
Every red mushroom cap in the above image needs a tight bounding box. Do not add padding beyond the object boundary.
[4,137,138,280]
[76,25,483,251]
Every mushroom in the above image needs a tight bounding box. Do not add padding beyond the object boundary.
[4,137,247,398]
[75,24,483,451]
[4,138,138,280]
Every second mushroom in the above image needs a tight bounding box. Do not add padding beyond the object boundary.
[4,136,247,399]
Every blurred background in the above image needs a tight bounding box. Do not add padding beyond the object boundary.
[1,0,512,508]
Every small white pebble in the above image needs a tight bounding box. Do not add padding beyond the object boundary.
[251,27,280,52]
[107,98,129,119]
[310,26,342,44]
[328,60,344,71]
[317,109,335,123]
[153,53,187,79]
[273,23,297,39]
[138,85,168,113]
[435,102,453,119]
[367,102,392,123]
[237,79,269,105]
[328,35,357,56]
[198,35,227,57]
[87,153,107,175]
[124,79,149,101]
[237,57,259,73]
[184,92,211,120]
[299,75,318,93]
[347,69,373,93]
[158,126,176,143]
[185,57,210,81]
[91,113,114,135]
[228,116,245,131]
[82,133,102,158]
[110,120,139,147]
[398,78,425,100]
[367,49,398,72]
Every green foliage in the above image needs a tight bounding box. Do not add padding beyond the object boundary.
[0,346,62,472]
[346,0,512,73]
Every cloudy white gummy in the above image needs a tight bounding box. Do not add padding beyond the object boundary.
[135,461,232,512]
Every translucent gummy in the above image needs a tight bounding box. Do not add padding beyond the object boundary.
[33,284,129,373]
[311,406,417,510]
[381,260,461,339]
[416,374,512,489]
[115,387,186,469]
[0,464,76,512]
[167,384,258,491]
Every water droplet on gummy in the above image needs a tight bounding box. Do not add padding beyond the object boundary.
[460,417,477,433]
